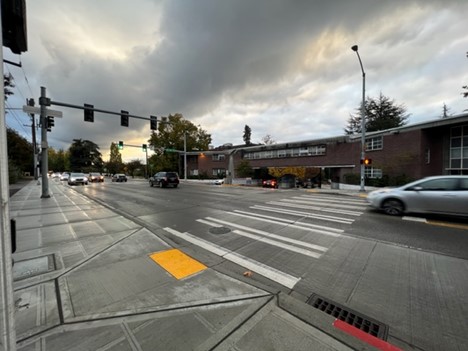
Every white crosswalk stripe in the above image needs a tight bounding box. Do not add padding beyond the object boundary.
[250,205,354,224]
[163,227,301,289]
[229,210,343,235]
[197,217,330,252]
[266,200,363,216]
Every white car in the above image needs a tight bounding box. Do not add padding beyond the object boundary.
[214,178,225,185]
[60,172,70,181]
[367,175,468,217]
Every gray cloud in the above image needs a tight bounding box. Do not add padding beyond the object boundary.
[4,0,468,160]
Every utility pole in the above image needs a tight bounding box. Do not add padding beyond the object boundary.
[39,87,50,198]
[28,98,38,180]
[0,11,18,351]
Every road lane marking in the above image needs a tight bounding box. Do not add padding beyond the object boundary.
[232,210,343,233]
[163,227,301,289]
[251,205,354,224]
[297,195,368,206]
[196,219,224,227]
[232,229,322,258]
[279,199,365,214]
[206,216,339,240]
[149,249,207,280]
[426,220,468,230]
[203,217,332,251]
[267,201,363,216]
[402,216,427,223]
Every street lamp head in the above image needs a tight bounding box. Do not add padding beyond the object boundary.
[351,45,358,52]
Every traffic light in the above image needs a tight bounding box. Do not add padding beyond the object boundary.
[142,144,147,152]
[118,141,124,150]
[84,104,94,122]
[121,110,129,127]
[361,158,372,165]
[150,115,157,130]
[46,116,54,131]
[2,0,28,54]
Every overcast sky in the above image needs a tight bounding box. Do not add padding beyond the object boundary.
[4,0,468,162]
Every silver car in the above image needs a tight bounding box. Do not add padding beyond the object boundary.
[68,172,88,186]
[367,175,468,217]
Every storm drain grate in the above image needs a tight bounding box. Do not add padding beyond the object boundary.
[306,294,389,340]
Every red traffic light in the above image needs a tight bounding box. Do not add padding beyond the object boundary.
[362,158,372,165]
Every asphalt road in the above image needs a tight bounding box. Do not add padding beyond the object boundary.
[69,178,468,260]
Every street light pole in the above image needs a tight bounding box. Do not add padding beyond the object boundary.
[351,45,366,192]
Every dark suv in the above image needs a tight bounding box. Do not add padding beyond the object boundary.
[150,172,179,188]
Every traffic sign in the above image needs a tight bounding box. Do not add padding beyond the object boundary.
[23,105,63,118]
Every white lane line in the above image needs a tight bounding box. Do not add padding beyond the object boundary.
[267,201,363,216]
[232,230,322,258]
[402,216,427,223]
[232,210,343,233]
[205,217,335,246]
[251,205,354,224]
[163,227,301,289]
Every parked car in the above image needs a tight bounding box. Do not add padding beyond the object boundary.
[68,172,88,186]
[88,172,104,182]
[112,174,127,182]
[60,172,70,181]
[367,175,468,217]
[149,172,179,188]
[214,178,225,185]
[262,179,278,188]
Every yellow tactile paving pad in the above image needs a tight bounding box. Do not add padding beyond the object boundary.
[149,249,207,279]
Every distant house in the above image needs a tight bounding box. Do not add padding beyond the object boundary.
[183,113,468,185]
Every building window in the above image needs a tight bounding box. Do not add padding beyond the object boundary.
[450,125,468,170]
[364,167,382,179]
[365,136,383,151]
[425,148,430,164]
[309,145,326,155]
[212,168,226,176]
[212,154,225,161]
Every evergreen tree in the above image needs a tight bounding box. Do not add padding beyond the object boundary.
[243,125,252,145]
[106,142,123,175]
[6,128,33,174]
[68,139,103,172]
[345,92,409,134]
[441,103,452,118]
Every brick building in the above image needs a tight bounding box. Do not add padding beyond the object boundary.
[184,113,468,184]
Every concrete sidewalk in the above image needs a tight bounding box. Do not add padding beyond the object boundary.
[8,180,375,351]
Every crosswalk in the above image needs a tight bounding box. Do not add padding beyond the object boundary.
[164,193,368,289]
